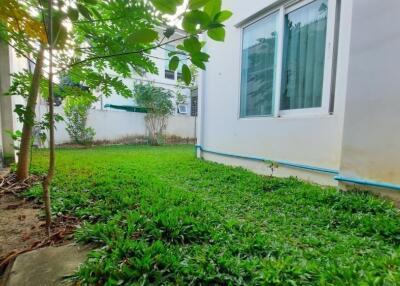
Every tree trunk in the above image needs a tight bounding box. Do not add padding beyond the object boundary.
[16,46,45,181]
[42,71,54,233]
[42,0,54,234]
[42,81,54,233]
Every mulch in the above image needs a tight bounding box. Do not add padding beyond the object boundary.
[0,173,42,196]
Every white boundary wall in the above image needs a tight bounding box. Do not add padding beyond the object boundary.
[37,106,196,145]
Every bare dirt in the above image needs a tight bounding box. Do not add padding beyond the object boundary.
[0,192,80,281]
[0,171,79,277]
[0,194,43,259]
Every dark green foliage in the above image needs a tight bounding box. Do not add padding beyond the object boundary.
[6,71,39,125]
[6,70,64,145]
[134,84,174,117]
[134,84,174,145]
[27,146,400,285]
[181,64,192,85]
[64,94,96,146]
[169,56,180,71]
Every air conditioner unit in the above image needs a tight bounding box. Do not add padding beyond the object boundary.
[178,104,188,114]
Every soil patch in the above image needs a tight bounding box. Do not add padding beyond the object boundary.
[0,194,42,259]
[0,192,79,275]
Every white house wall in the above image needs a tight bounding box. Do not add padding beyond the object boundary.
[199,0,353,185]
[0,43,27,161]
[0,41,8,161]
[339,0,400,186]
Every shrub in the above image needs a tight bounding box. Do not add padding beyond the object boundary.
[64,96,96,145]
[134,83,174,145]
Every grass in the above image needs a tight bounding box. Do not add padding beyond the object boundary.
[26,145,400,285]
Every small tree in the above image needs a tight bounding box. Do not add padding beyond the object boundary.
[1,0,232,231]
[64,96,96,146]
[134,83,174,145]
[174,86,187,111]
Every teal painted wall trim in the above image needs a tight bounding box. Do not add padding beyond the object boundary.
[195,145,339,175]
[335,175,400,191]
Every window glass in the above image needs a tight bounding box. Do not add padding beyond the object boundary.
[281,0,328,110]
[165,44,176,80]
[240,13,278,117]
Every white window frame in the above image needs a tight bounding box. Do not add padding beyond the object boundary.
[239,0,337,118]
[237,9,280,119]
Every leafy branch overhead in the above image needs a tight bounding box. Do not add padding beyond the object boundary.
[1,0,232,87]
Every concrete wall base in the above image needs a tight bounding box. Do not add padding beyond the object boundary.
[201,152,338,187]
[339,182,400,208]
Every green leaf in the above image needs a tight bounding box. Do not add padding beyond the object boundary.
[190,51,209,70]
[164,26,176,38]
[182,10,211,33]
[77,4,92,20]
[129,28,158,44]
[215,10,233,23]
[169,56,180,71]
[207,22,224,29]
[52,11,68,48]
[90,8,102,20]
[191,57,206,70]
[204,0,221,19]
[150,0,178,14]
[67,8,79,21]
[192,51,209,62]
[207,27,225,41]
[83,0,97,4]
[53,25,68,48]
[168,51,181,57]
[188,0,212,10]
[183,37,202,53]
[176,44,185,51]
[181,64,192,85]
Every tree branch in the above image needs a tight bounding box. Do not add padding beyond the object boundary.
[73,16,128,24]
[57,35,191,74]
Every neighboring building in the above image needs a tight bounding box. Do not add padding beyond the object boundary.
[92,28,194,116]
[197,0,400,194]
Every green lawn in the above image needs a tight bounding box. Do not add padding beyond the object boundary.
[27,145,400,285]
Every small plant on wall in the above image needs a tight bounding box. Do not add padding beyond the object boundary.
[134,83,174,145]
[64,95,96,146]
[265,160,279,176]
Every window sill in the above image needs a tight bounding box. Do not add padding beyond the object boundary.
[277,112,335,119]
[239,114,274,120]
[238,112,334,120]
